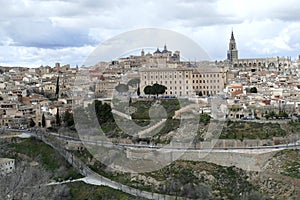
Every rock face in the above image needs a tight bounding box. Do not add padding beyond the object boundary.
[249,173,299,199]
[248,149,300,199]
[130,174,161,188]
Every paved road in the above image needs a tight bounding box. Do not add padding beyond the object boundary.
[6,128,300,152]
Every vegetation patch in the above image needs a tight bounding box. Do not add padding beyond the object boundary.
[274,149,300,179]
[68,182,143,200]
[5,137,82,180]
[221,121,287,140]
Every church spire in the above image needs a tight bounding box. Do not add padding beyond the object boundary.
[227,29,238,62]
[231,30,235,40]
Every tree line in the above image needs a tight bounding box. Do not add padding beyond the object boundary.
[143,83,167,97]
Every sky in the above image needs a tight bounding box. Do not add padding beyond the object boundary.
[1,0,300,67]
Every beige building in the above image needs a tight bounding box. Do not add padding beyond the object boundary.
[191,67,226,96]
[140,66,193,96]
[140,64,226,97]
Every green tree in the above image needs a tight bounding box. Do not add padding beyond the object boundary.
[137,86,140,97]
[92,100,114,124]
[199,114,211,125]
[152,83,167,97]
[115,83,129,94]
[55,76,59,98]
[63,110,74,126]
[42,113,46,127]
[278,111,288,118]
[129,97,132,106]
[29,118,36,127]
[127,78,140,88]
[144,85,152,97]
[249,87,257,93]
[56,108,61,126]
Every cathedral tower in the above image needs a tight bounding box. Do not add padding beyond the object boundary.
[227,30,238,62]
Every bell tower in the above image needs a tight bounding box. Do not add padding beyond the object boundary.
[227,30,238,63]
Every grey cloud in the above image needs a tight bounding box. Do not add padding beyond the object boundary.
[3,19,97,48]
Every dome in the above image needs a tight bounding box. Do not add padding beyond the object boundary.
[162,44,168,53]
[154,48,161,54]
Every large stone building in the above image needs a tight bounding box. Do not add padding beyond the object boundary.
[140,66,193,96]
[226,31,292,69]
[191,66,226,96]
[139,47,227,97]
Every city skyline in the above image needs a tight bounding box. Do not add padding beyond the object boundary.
[1,0,300,67]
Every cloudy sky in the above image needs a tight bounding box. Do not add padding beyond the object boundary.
[1,0,300,67]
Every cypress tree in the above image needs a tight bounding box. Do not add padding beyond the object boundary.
[55,76,59,98]
[42,113,46,127]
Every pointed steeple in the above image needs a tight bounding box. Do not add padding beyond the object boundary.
[227,28,238,62]
[162,43,168,53]
[231,30,235,40]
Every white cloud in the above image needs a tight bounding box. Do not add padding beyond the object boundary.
[0,45,95,67]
